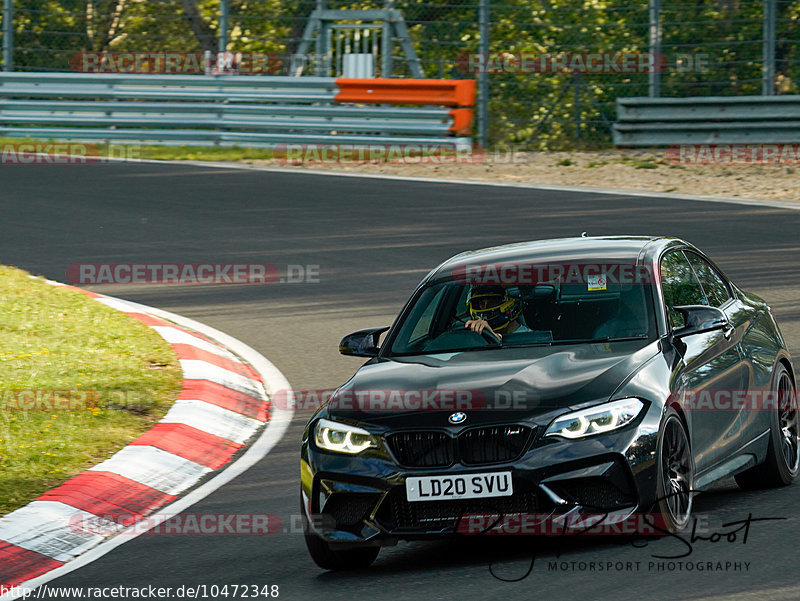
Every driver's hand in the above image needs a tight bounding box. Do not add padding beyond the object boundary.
[465,319,502,340]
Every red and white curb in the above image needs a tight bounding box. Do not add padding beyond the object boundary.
[0,284,293,598]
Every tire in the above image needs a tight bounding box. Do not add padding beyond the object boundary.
[735,363,799,490]
[655,410,694,533]
[302,503,379,571]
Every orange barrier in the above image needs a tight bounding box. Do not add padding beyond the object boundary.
[335,78,475,136]
[449,108,474,135]
[335,78,475,107]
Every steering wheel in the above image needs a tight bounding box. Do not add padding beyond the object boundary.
[451,314,502,345]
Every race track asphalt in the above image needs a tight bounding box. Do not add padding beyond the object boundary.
[2,162,800,601]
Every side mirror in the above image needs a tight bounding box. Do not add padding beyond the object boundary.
[339,327,390,357]
[672,305,731,339]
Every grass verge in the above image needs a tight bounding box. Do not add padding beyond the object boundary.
[0,266,182,515]
[0,136,278,162]
[0,136,468,163]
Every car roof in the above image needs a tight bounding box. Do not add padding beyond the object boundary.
[427,235,683,283]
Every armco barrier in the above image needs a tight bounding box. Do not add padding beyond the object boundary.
[336,78,475,136]
[0,73,473,150]
[0,72,337,102]
[614,95,800,146]
[335,78,476,107]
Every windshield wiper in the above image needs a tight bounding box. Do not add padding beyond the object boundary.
[551,335,649,345]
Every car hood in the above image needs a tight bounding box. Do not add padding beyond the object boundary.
[326,340,659,428]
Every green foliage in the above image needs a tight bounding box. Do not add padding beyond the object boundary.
[3,0,799,147]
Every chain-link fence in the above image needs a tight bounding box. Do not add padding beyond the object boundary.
[1,0,798,148]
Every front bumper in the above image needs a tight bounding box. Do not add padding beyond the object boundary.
[300,415,661,545]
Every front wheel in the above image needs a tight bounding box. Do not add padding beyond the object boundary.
[735,363,799,490]
[655,411,694,533]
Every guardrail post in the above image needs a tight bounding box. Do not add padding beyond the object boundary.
[478,0,489,148]
[381,21,392,77]
[573,74,581,141]
[762,0,776,95]
[312,0,331,76]
[218,0,229,52]
[2,0,12,72]
[648,0,661,97]
[382,0,393,77]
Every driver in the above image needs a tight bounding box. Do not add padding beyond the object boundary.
[465,285,530,341]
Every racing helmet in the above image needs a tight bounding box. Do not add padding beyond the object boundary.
[466,285,522,332]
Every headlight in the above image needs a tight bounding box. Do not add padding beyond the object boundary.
[314,418,377,454]
[544,398,644,439]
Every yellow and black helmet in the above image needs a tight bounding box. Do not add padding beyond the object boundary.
[466,285,522,332]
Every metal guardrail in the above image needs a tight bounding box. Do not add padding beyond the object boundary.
[0,73,338,102]
[0,73,472,149]
[614,95,800,146]
[335,78,476,106]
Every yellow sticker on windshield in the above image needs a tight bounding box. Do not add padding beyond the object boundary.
[588,274,607,291]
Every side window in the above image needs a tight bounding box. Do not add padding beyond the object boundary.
[408,286,447,342]
[685,252,731,308]
[660,251,708,329]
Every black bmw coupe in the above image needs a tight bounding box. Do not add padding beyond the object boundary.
[300,236,798,569]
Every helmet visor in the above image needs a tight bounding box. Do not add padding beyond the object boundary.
[468,293,505,313]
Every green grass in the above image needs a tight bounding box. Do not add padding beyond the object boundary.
[0,136,278,162]
[617,156,660,170]
[132,144,278,161]
[0,136,466,163]
[0,266,182,515]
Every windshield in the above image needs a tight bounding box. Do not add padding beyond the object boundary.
[387,269,656,356]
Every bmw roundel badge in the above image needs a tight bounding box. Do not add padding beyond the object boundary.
[448,412,467,424]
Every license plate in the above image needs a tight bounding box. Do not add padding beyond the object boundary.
[405,471,513,502]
